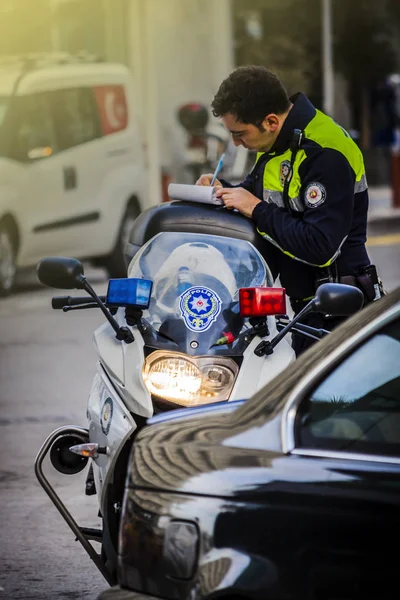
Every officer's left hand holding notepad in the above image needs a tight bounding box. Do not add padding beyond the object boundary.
[168,153,226,206]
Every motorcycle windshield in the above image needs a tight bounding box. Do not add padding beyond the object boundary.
[128,232,273,355]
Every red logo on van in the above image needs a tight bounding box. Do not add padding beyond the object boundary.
[94,85,128,135]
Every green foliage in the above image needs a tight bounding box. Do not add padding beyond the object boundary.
[234,0,319,95]
[234,0,400,92]
[334,0,400,85]
[329,396,352,410]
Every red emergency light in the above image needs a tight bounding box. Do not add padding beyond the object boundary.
[239,287,287,317]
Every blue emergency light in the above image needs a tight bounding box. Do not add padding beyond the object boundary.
[106,278,153,309]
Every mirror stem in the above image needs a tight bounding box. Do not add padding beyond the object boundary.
[78,275,134,343]
[254,302,314,356]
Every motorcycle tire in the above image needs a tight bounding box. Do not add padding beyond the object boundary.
[104,202,139,278]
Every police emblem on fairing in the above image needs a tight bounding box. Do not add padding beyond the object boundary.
[279,160,292,186]
[179,286,222,332]
[305,182,327,208]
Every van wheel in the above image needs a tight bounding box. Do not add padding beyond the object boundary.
[0,225,16,296]
[104,204,139,278]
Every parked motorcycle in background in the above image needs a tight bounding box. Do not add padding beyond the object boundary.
[177,102,253,185]
[34,193,349,586]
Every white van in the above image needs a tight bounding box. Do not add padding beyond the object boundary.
[0,53,149,295]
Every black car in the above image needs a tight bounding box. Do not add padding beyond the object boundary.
[100,287,400,600]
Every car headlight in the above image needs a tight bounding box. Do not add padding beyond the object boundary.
[143,351,239,407]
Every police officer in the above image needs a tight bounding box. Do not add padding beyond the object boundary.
[197,65,384,356]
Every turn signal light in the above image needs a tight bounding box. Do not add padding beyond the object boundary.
[69,442,108,458]
[239,287,286,317]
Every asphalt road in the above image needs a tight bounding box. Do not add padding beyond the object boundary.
[0,225,398,600]
[0,269,109,600]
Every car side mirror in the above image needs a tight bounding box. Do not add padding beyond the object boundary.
[37,257,85,289]
[312,283,364,317]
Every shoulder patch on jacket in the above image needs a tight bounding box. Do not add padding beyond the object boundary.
[305,182,326,208]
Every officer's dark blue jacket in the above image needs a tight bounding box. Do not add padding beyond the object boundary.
[223,93,371,303]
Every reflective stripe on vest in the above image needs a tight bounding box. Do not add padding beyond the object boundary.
[257,228,348,268]
[257,109,367,213]
[256,109,367,266]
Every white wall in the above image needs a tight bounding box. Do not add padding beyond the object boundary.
[127,0,234,204]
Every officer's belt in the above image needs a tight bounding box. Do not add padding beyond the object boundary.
[290,273,375,307]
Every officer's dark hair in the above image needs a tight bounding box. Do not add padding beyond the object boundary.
[211,65,290,128]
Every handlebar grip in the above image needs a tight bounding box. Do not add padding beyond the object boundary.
[52,295,107,309]
[52,296,91,309]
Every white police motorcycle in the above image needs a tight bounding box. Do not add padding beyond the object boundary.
[34,193,363,585]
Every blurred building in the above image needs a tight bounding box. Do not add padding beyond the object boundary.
[0,0,235,204]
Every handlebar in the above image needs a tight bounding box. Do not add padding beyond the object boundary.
[52,295,106,309]
[276,319,330,340]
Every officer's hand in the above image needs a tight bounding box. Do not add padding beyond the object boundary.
[195,173,223,188]
[216,187,261,218]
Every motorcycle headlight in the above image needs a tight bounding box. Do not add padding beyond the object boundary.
[143,351,239,407]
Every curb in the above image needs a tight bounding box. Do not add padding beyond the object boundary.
[367,210,400,239]
[368,208,400,223]
[367,209,400,233]
[367,186,399,223]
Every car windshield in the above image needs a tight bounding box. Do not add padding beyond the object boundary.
[127,232,273,355]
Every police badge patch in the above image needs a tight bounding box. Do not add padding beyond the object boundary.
[305,182,327,208]
[179,286,222,332]
[279,160,292,186]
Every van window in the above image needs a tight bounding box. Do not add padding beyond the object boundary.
[50,87,100,150]
[6,93,56,162]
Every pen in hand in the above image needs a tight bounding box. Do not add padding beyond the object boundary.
[210,153,226,186]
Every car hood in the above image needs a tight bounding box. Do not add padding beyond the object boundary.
[128,289,400,498]
[147,398,245,426]
[128,400,337,501]
[129,391,286,499]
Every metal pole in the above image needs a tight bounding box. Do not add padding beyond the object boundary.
[210,0,235,89]
[322,0,334,116]
[144,0,162,205]
[49,0,61,52]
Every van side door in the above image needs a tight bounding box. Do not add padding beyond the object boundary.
[4,91,66,265]
[46,86,103,258]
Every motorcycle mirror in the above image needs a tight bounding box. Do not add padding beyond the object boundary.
[177,102,209,134]
[312,283,364,317]
[254,282,364,356]
[37,257,85,290]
